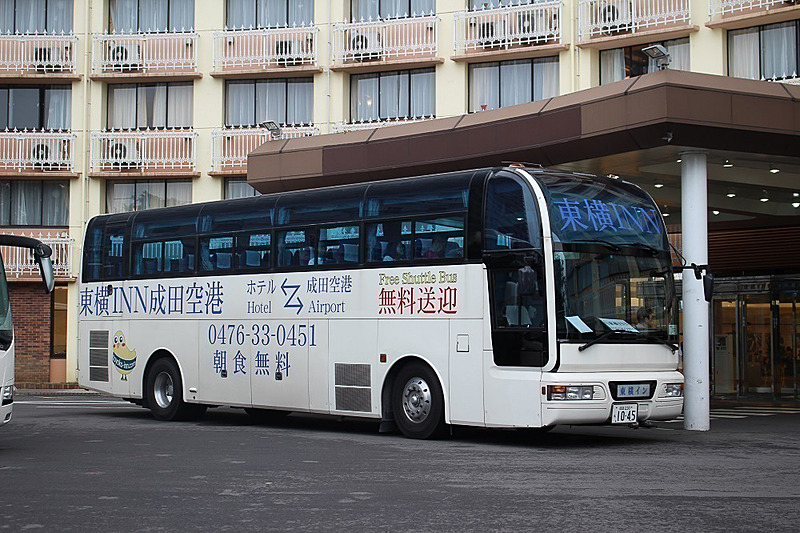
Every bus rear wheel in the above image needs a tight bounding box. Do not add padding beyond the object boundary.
[146,358,206,421]
[392,362,446,439]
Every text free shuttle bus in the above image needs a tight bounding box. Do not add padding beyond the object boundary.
[78,167,684,438]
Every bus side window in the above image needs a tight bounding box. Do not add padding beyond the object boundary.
[484,176,541,251]
[237,232,271,270]
[102,223,130,280]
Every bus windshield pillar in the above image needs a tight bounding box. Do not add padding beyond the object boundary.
[681,151,711,431]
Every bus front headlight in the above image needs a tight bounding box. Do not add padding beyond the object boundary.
[1,385,13,405]
[547,385,602,401]
[661,383,684,398]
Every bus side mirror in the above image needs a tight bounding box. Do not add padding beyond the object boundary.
[33,244,55,294]
[703,272,714,303]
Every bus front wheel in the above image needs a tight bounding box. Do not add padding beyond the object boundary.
[146,358,206,421]
[391,362,446,439]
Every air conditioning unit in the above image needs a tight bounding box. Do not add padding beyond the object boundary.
[107,42,142,71]
[516,10,558,41]
[32,46,65,72]
[350,32,382,61]
[106,138,139,169]
[31,140,70,170]
[596,0,632,34]
[478,21,505,48]
[275,40,304,66]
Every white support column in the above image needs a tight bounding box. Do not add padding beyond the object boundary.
[681,151,710,431]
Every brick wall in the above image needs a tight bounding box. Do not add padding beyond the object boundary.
[9,283,51,383]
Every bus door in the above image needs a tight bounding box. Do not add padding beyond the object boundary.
[481,173,547,427]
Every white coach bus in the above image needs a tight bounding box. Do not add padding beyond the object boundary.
[78,166,684,438]
[0,235,55,426]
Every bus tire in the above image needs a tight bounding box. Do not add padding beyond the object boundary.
[145,358,206,421]
[392,362,446,439]
[244,408,290,424]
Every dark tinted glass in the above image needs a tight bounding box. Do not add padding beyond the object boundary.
[484,175,542,251]
[132,205,200,240]
[364,172,471,218]
[9,87,41,130]
[275,186,365,226]
[102,218,132,280]
[83,217,106,282]
[198,197,274,234]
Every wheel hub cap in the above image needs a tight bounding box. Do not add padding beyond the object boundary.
[154,371,174,409]
[402,377,431,423]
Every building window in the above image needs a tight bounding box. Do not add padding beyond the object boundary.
[109,0,194,33]
[51,286,67,359]
[729,21,799,82]
[600,38,690,85]
[468,0,532,10]
[351,68,434,122]
[0,86,71,131]
[0,0,73,34]
[468,57,558,112]
[351,0,434,20]
[225,78,313,127]
[106,179,192,213]
[0,180,68,226]
[225,178,260,199]
[227,0,313,29]
[107,82,193,130]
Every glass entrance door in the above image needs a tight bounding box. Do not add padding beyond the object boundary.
[776,295,798,399]
[712,298,738,395]
[742,295,773,396]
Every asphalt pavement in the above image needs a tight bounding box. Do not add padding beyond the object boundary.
[1,394,799,532]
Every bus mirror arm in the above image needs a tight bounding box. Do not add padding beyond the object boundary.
[674,263,714,303]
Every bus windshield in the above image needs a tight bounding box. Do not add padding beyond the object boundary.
[534,173,677,341]
[0,253,12,350]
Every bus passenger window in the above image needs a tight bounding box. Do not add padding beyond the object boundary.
[277,229,315,267]
[366,221,412,263]
[415,217,464,260]
[237,232,271,269]
[318,225,359,265]
[485,176,541,251]
[163,239,194,274]
[201,236,233,272]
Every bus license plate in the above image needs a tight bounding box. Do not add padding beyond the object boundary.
[611,403,638,424]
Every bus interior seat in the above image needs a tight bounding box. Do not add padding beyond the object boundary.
[503,281,531,326]
[215,252,232,269]
[143,257,158,275]
[343,243,357,263]
[445,241,462,258]
[244,250,261,267]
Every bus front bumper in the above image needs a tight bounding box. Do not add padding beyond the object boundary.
[541,372,684,427]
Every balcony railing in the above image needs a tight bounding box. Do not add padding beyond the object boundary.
[0,33,77,74]
[333,15,438,64]
[90,129,196,172]
[211,125,318,171]
[709,0,796,21]
[332,116,433,133]
[213,26,319,72]
[0,130,75,172]
[577,0,691,41]
[92,32,198,74]
[453,3,562,55]
[0,230,73,279]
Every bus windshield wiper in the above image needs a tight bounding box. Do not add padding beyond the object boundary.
[568,240,621,252]
[624,243,662,256]
[578,329,639,352]
[640,334,679,353]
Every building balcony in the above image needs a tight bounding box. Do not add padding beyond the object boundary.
[0,33,78,80]
[577,0,695,48]
[332,15,442,73]
[212,26,321,78]
[707,0,800,29]
[89,129,197,176]
[210,125,318,174]
[0,229,73,281]
[0,130,76,176]
[331,116,434,133]
[91,32,200,81]
[452,2,567,62]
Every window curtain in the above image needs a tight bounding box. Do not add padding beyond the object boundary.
[286,79,313,125]
[410,68,434,117]
[380,0,406,19]
[15,0,46,33]
[666,39,690,72]
[352,0,379,21]
[500,60,531,107]
[11,181,42,225]
[107,182,135,213]
[108,85,137,129]
[728,27,759,80]
[261,0,287,27]
[762,22,797,80]
[226,178,257,199]
[137,84,167,128]
[169,0,194,31]
[256,80,287,124]
[8,87,40,129]
[0,182,10,225]
[226,82,255,126]
[469,62,499,112]
[351,74,379,121]
[42,181,68,226]
[139,0,168,32]
[289,0,313,25]
[44,87,71,130]
[600,48,625,85]
[47,0,74,34]
[379,71,409,119]
[533,56,558,100]
[110,0,138,33]
[167,84,193,127]
[166,180,192,206]
[0,0,14,33]
[227,0,255,29]
[136,180,166,210]
[411,0,433,15]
